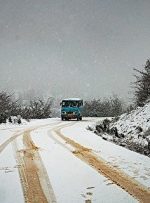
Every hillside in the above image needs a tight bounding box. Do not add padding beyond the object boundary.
[111,102,150,137]
[93,102,150,157]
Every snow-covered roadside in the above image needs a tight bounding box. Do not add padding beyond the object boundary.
[0,144,24,203]
[0,118,61,203]
[108,102,150,156]
[31,125,137,203]
[0,118,60,131]
[62,119,150,188]
[0,118,60,145]
[112,102,150,136]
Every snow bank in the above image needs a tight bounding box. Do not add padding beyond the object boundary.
[90,102,150,157]
[112,102,150,137]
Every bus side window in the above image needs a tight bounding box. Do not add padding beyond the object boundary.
[78,101,82,107]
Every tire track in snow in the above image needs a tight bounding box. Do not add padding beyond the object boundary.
[0,130,23,153]
[52,123,150,203]
[12,128,57,203]
[0,122,61,154]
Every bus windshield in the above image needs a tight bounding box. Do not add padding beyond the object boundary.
[62,100,83,107]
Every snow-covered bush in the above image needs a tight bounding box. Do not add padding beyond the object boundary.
[20,98,53,119]
[0,91,19,123]
[0,91,53,122]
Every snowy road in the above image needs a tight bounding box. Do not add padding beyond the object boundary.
[0,118,150,203]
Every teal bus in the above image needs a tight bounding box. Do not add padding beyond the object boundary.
[60,98,83,121]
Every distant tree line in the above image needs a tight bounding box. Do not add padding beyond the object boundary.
[21,99,53,119]
[0,91,52,123]
[82,95,125,117]
[0,59,149,123]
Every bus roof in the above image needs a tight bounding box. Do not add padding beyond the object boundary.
[62,98,82,101]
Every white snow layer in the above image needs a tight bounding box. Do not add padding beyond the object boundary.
[0,117,150,203]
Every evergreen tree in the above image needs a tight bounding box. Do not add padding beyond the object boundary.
[133,59,150,106]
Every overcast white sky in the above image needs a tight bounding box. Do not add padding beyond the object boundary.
[0,0,150,100]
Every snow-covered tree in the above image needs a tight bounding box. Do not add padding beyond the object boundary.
[21,98,53,119]
[0,91,19,123]
[133,59,150,106]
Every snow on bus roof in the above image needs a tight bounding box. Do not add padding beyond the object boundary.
[63,98,82,101]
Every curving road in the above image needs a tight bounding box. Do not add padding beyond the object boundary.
[0,118,150,203]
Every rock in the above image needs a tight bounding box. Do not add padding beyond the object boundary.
[120,133,125,138]
[96,124,104,133]
[136,126,143,133]
[102,137,107,140]
[120,143,126,147]
[8,116,12,123]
